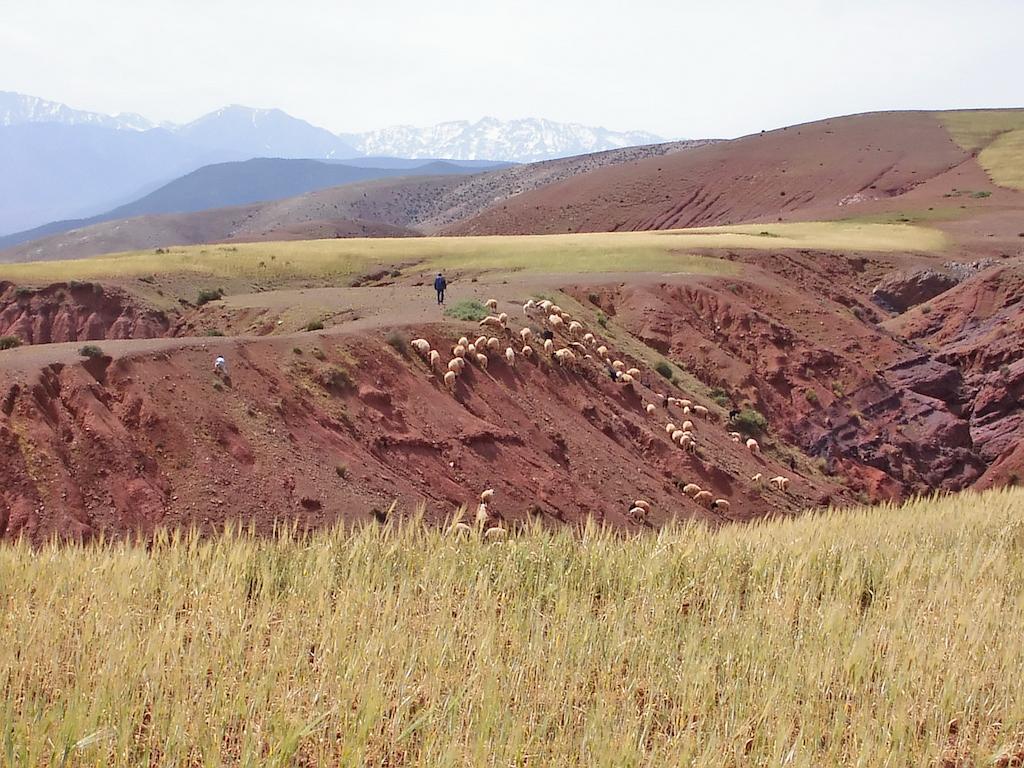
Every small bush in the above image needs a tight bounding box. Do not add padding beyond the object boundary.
[317,365,353,391]
[310,348,326,360]
[587,293,600,305]
[709,387,731,408]
[733,408,768,436]
[389,269,402,278]
[14,286,32,297]
[805,389,820,405]
[831,381,845,398]
[0,336,22,350]
[79,344,104,358]
[444,300,489,322]
[304,320,325,332]
[654,361,673,380]
[293,347,303,355]
[971,191,992,199]
[597,311,608,329]
[196,288,224,306]
[204,329,224,337]
[335,465,349,480]
[920,305,933,315]
[386,333,408,357]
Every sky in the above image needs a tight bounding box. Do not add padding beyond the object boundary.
[2,0,1021,139]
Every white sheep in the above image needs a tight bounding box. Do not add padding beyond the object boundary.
[479,315,504,329]
[543,338,554,355]
[665,423,677,434]
[520,327,533,343]
[484,526,508,540]
[619,373,634,384]
[429,350,442,370]
[679,399,692,408]
[685,438,698,454]
[746,438,760,454]
[411,338,431,356]
[633,500,651,513]
[548,314,564,329]
[458,336,470,348]
[474,335,488,350]
[475,503,489,529]
[693,405,709,419]
[485,298,498,311]
[475,353,489,369]
[729,431,743,443]
[681,483,702,497]
[671,429,685,443]
[568,320,583,338]
[449,521,472,537]
[523,299,536,315]
[645,403,656,415]
[596,345,608,357]
[522,345,534,358]
[550,304,563,316]
[626,367,641,378]
[612,360,625,372]
[628,506,647,521]
[487,337,501,352]
[693,490,713,507]
[505,347,516,366]
[583,333,596,346]
[681,420,694,432]
[682,406,691,416]
[769,476,790,492]
[467,343,477,356]
[480,488,495,503]
[447,359,461,374]
[712,499,731,512]
[443,370,457,389]
[453,344,466,359]
[498,312,509,325]
[751,473,763,485]
[554,348,576,365]
[538,299,553,312]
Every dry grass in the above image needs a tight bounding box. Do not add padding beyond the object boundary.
[979,128,1024,190]
[938,110,1024,190]
[3,488,1024,765]
[0,222,948,287]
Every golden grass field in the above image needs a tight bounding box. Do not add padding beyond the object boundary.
[0,222,947,286]
[939,109,1024,190]
[3,488,1024,766]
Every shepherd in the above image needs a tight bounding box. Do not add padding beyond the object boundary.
[434,272,447,305]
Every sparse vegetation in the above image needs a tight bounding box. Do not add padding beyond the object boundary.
[597,311,608,328]
[921,304,933,315]
[335,464,348,479]
[971,190,992,199]
[304,320,325,332]
[708,387,731,408]
[316,364,353,391]
[78,344,103,358]
[0,336,21,350]
[196,287,225,306]
[204,329,224,337]
[733,407,768,435]
[310,347,326,360]
[444,300,489,321]
[805,388,820,405]
[654,360,673,380]
[386,332,408,357]
[1,489,1023,764]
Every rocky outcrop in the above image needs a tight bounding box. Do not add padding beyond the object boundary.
[872,268,958,312]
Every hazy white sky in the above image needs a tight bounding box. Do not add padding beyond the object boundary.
[2,0,1021,138]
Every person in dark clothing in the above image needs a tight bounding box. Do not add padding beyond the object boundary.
[434,273,447,305]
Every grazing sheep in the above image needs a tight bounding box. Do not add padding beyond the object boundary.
[429,350,442,370]
[583,333,596,346]
[729,431,743,443]
[769,476,790,492]
[458,336,470,347]
[475,335,488,349]
[475,353,489,369]
[681,420,694,432]
[522,345,534,358]
[746,438,760,454]
[498,312,509,325]
[467,343,477,355]
[443,370,457,389]
[449,521,472,537]
[554,348,576,365]
[538,299,553,312]
[685,438,698,454]
[751,473,763,485]
[523,299,536,315]
[628,506,647,521]
[447,359,461,374]
[550,304,563,316]
[679,399,692,408]
[568,341,588,354]
[656,394,667,405]
[666,397,677,407]
[682,406,691,416]
[620,373,634,384]
[612,360,625,372]
[681,483,702,497]
[543,338,554,354]
[693,405,709,419]
[475,503,489,529]
[626,367,641,378]
[548,314,564,329]
[693,490,713,507]
[596,345,608,357]
[485,298,498,311]
[520,327,533,343]
[505,347,516,366]
[671,430,686,443]
[712,499,731,512]
[453,344,466,359]
[487,337,501,352]
[480,488,495,503]
[484,526,508,540]
[665,423,677,435]
[568,320,583,338]
[645,403,656,415]
[411,338,430,356]
[633,500,651,513]
[479,315,504,328]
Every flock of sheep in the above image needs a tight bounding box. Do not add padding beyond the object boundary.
[409,295,792,529]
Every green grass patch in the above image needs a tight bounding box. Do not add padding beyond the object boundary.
[0,336,22,350]
[444,300,489,321]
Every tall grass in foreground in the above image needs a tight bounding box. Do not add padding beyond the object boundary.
[2,489,1024,766]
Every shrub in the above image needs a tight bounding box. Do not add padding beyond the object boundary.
[444,300,489,322]
[79,344,103,358]
[386,332,407,357]
[654,360,673,380]
[971,191,992,199]
[597,311,608,329]
[204,329,224,337]
[335,465,349,479]
[196,288,224,306]
[805,389,820,405]
[587,293,600,305]
[920,304,933,315]
[389,269,402,278]
[709,387,731,408]
[293,347,303,355]
[14,286,32,297]
[304,320,325,332]
[310,348,326,360]
[316,365,353,391]
[733,408,768,436]
[0,336,22,350]
[831,381,845,398]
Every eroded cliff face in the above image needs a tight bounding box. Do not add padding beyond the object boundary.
[0,282,173,344]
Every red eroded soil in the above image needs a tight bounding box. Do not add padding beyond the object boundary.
[0,324,849,543]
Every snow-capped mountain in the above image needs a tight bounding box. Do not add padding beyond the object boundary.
[342,117,664,162]
[0,91,155,131]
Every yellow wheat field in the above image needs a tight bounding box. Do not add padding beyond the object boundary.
[2,488,1024,766]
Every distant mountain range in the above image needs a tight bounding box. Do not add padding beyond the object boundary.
[0,91,669,236]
